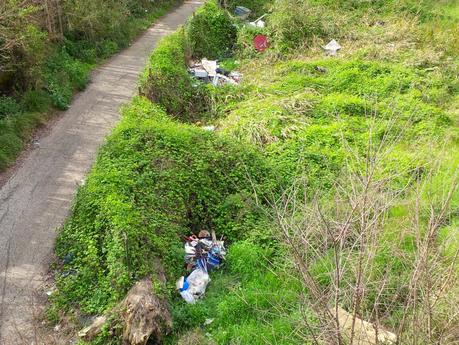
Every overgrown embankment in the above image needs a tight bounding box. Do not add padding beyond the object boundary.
[52,0,459,344]
[0,0,182,171]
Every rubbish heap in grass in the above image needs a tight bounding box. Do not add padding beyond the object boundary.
[176,230,226,304]
[188,58,242,86]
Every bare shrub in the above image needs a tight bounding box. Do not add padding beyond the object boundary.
[270,116,459,344]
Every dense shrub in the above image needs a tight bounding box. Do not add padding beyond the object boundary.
[141,31,210,121]
[185,0,237,59]
[0,96,21,119]
[43,49,91,109]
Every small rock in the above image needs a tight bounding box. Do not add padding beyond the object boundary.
[78,316,107,340]
[315,66,327,73]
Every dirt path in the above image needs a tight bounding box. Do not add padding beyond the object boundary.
[0,2,202,343]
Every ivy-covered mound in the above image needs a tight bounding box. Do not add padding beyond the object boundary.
[53,97,274,315]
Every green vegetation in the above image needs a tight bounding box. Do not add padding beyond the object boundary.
[0,0,183,171]
[140,31,211,121]
[52,0,459,344]
[186,1,237,60]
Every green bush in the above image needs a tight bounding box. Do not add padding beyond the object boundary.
[186,0,237,59]
[141,31,210,120]
[21,90,52,113]
[43,49,92,109]
[269,0,333,52]
[0,96,21,119]
[0,111,42,170]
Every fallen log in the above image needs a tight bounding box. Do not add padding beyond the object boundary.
[77,259,172,344]
[121,277,172,345]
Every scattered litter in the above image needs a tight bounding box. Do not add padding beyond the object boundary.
[202,125,216,131]
[234,6,251,20]
[32,139,40,148]
[189,59,243,86]
[315,66,327,73]
[249,14,267,28]
[177,230,226,303]
[253,34,269,52]
[46,289,55,296]
[61,269,77,278]
[193,69,208,78]
[202,58,217,77]
[54,324,61,332]
[323,39,341,56]
[249,19,265,28]
[203,318,214,326]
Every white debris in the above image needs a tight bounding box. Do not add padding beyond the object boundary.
[189,59,243,86]
[177,269,211,304]
[193,69,208,78]
[249,19,265,28]
[202,59,217,77]
[204,318,214,326]
[324,39,342,56]
[202,125,216,131]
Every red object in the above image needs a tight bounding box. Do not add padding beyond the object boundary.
[253,34,269,52]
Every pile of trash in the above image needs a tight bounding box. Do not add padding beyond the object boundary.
[176,230,226,304]
[188,58,242,86]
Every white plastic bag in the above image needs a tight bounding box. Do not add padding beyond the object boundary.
[180,290,196,304]
[187,268,210,298]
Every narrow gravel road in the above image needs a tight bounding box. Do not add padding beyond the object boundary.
[0,2,202,343]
